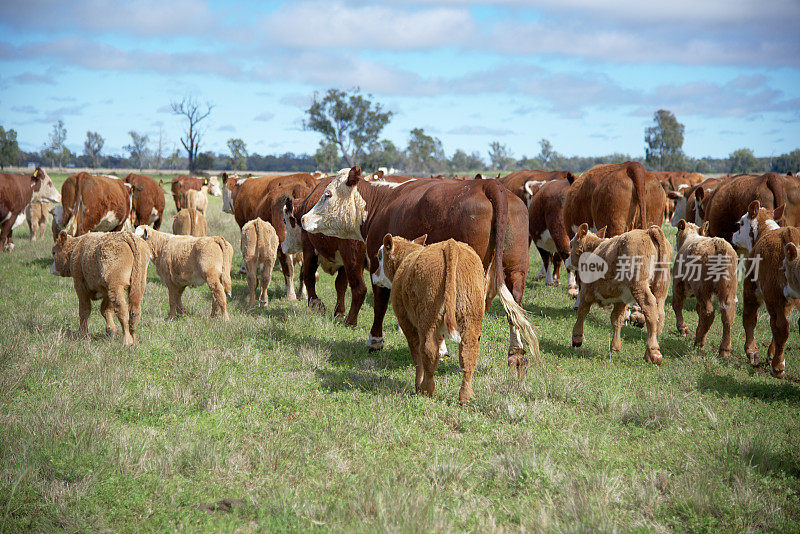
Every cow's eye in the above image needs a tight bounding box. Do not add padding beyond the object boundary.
[324,191,331,199]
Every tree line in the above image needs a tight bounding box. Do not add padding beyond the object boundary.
[0,92,797,176]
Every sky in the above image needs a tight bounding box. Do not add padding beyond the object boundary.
[0,0,799,162]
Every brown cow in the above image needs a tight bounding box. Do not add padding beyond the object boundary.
[0,167,61,251]
[301,167,536,378]
[527,176,577,294]
[124,173,165,229]
[63,173,133,236]
[501,170,575,206]
[700,173,796,243]
[564,162,665,238]
[170,175,208,211]
[52,174,78,240]
[282,183,369,327]
[732,201,800,377]
[667,176,724,228]
[252,173,317,300]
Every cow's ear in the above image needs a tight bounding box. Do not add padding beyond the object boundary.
[474,173,483,180]
[667,190,682,200]
[677,219,686,231]
[748,200,760,219]
[787,171,794,177]
[596,226,607,238]
[346,166,361,187]
[694,187,704,201]
[701,221,710,236]
[221,173,228,184]
[578,223,589,238]
[57,231,67,245]
[786,242,799,261]
[773,204,785,222]
[566,172,576,185]
[413,234,427,246]
[284,196,293,214]
[383,233,392,251]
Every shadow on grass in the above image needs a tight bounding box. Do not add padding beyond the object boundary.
[697,371,800,402]
[25,257,54,270]
[315,367,407,394]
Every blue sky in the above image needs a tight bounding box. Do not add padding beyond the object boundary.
[0,0,798,161]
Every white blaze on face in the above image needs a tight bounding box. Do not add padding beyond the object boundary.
[371,245,392,289]
[731,213,754,252]
[52,205,64,227]
[670,196,687,227]
[301,169,367,241]
[31,169,62,203]
[281,206,302,255]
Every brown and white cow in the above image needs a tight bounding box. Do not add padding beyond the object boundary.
[0,167,61,251]
[732,201,800,377]
[62,173,133,236]
[301,166,535,378]
[564,161,665,238]
[124,173,165,229]
[170,175,208,211]
[527,176,577,294]
[700,173,796,243]
[52,174,78,240]
[501,170,575,207]
[282,182,369,327]
[667,176,724,228]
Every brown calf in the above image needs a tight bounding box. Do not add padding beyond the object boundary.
[172,208,207,237]
[124,173,165,229]
[26,201,51,241]
[241,218,279,307]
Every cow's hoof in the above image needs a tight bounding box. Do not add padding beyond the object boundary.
[567,287,579,299]
[507,350,528,380]
[747,351,759,366]
[646,350,663,365]
[627,311,646,328]
[308,298,326,313]
[333,311,345,321]
[367,335,384,352]
[285,292,297,302]
[572,336,583,348]
[718,348,732,358]
[678,325,690,337]
[770,366,786,379]
[259,300,269,308]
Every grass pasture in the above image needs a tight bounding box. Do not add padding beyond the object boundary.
[1,173,799,532]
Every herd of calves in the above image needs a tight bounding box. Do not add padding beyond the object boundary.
[2,163,800,401]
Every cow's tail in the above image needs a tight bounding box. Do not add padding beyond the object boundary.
[65,173,84,236]
[485,180,540,359]
[647,225,671,285]
[123,233,148,307]
[214,236,233,297]
[627,162,648,229]
[442,240,460,343]
[766,173,787,214]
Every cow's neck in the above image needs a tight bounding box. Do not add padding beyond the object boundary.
[147,230,170,258]
[356,180,411,240]
[15,174,35,205]
[755,215,780,245]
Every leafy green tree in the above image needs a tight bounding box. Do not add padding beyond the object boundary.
[361,139,403,171]
[771,149,800,174]
[0,126,19,169]
[83,131,104,168]
[42,120,69,168]
[538,138,557,168]
[313,141,341,172]
[449,149,484,172]
[196,151,215,170]
[226,138,248,171]
[645,110,685,170]
[729,148,761,174]
[488,141,514,170]
[304,88,392,166]
[124,131,150,170]
[406,128,445,174]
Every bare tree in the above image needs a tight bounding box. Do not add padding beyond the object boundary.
[83,131,104,168]
[170,96,213,172]
[124,131,150,170]
[153,127,165,170]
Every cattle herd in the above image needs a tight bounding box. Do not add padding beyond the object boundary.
[1,163,799,400]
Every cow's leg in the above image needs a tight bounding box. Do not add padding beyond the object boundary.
[458,327,480,403]
[420,331,441,397]
[551,253,563,286]
[166,283,180,319]
[27,211,35,241]
[506,270,529,379]
[572,296,592,347]
[208,275,230,320]
[100,294,117,335]
[396,311,423,393]
[633,287,662,365]
[260,256,276,307]
[610,302,626,352]
[128,287,142,346]
[333,267,348,319]
[245,259,258,307]
[277,250,296,301]
[719,296,735,358]
[742,278,760,365]
[694,296,714,351]
[76,286,92,338]
[768,303,791,378]
[343,254,367,327]
[303,247,324,312]
[295,254,308,300]
[368,284,391,351]
[672,280,689,336]
[536,247,549,281]
[109,287,133,346]
[567,270,579,299]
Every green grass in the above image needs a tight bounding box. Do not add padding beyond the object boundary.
[1,173,799,532]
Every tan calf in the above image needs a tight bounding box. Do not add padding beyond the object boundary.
[241,218,279,307]
[26,201,51,241]
[672,220,738,356]
[566,224,672,364]
[375,235,539,401]
[134,226,233,320]
[182,186,208,214]
[172,208,207,237]
[732,201,800,377]
[50,231,149,345]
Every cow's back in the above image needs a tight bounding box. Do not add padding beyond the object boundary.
[706,174,785,240]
